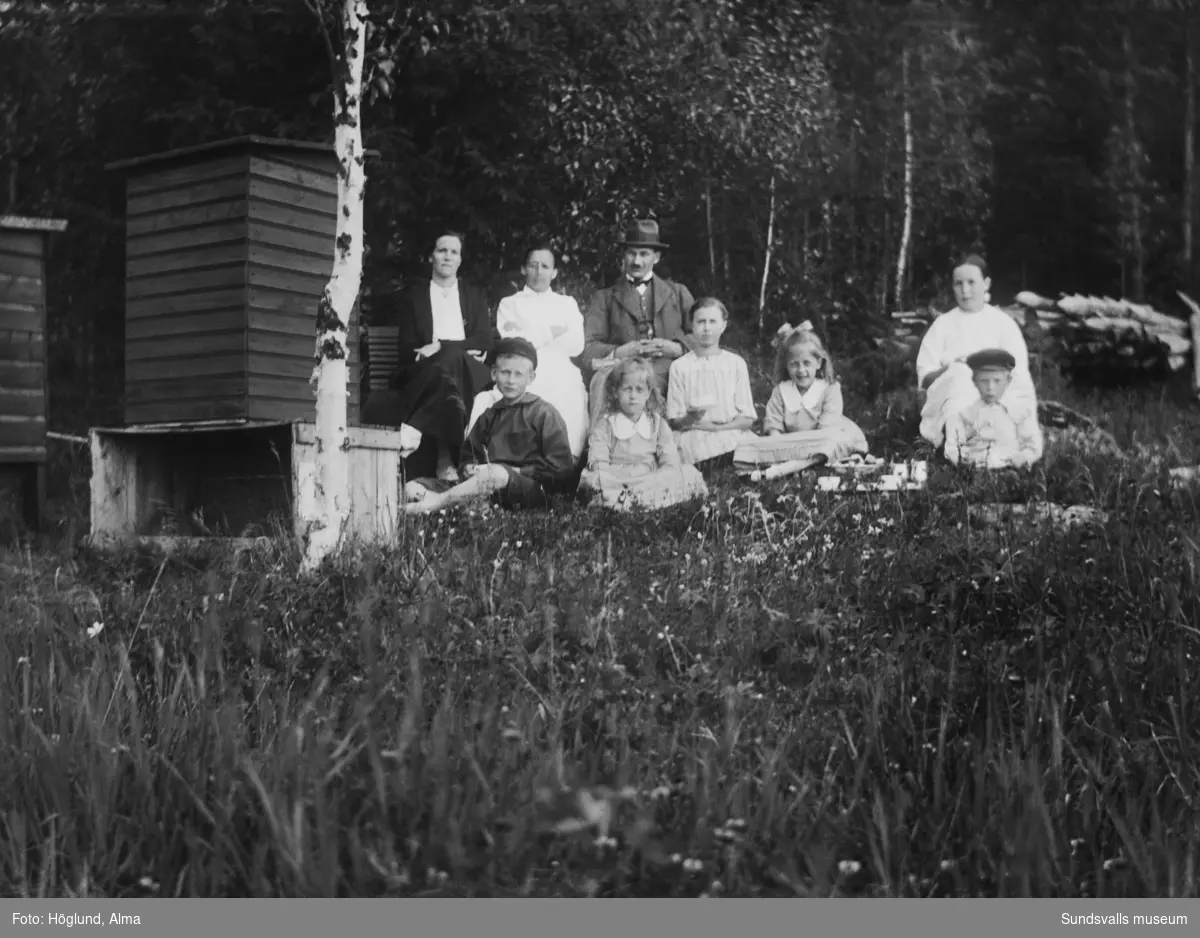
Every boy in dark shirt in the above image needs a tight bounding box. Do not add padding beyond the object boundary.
[403,337,575,512]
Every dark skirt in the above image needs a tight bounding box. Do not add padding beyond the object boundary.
[360,348,492,475]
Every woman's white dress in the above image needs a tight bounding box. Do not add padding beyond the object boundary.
[915,305,1037,447]
[493,286,590,460]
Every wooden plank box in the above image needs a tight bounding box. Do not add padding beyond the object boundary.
[0,215,67,530]
[88,419,416,547]
[106,136,368,428]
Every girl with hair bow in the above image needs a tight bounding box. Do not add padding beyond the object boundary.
[733,320,869,480]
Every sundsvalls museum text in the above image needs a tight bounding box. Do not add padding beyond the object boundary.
[1062,913,1188,926]
[13,912,143,927]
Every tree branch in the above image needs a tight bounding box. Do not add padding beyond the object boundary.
[302,0,339,90]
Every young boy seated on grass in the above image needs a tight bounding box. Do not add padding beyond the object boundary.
[403,337,576,513]
[944,348,1044,470]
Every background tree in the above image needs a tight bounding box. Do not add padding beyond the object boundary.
[3,0,1199,446]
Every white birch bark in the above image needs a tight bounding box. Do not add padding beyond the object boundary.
[757,173,776,334]
[302,0,367,572]
[895,47,913,312]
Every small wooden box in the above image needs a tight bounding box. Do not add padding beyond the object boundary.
[107,136,366,428]
[88,419,417,546]
[0,215,67,529]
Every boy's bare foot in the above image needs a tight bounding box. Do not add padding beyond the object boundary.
[403,482,433,503]
[402,492,443,514]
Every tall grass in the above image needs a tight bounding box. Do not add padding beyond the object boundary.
[1,370,1199,897]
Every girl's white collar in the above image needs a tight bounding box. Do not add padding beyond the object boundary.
[610,411,655,440]
[780,378,828,413]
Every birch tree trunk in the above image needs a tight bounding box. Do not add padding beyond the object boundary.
[1122,22,1145,301]
[757,173,777,334]
[303,0,367,573]
[895,46,913,312]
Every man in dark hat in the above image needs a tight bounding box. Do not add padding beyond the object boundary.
[944,347,1043,468]
[580,219,697,421]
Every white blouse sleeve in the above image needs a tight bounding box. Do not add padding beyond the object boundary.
[496,295,523,339]
[546,295,585,357]
[734,356,757,419]
[915,316,947,387]
[665,360,689,420]
[996,312,1032,378]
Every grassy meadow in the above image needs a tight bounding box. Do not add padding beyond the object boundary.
[2,343,1200,898]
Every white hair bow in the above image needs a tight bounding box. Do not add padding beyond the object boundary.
[772,320,815,349]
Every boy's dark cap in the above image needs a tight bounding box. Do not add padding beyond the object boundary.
[965,348,1016,372]
[490,336,538,370]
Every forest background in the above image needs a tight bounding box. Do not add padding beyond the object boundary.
[2,0,1197,431]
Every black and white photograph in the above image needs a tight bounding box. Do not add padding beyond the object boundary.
[2,0,1200,915]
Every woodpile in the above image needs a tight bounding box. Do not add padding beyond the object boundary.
[885,290,1200,392]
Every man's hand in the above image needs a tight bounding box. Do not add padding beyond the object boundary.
[466,349,487,363]
[461,463,479,478]
[615,340,644,359]
[415,340,442,360]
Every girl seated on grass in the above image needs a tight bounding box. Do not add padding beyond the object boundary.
[579,357,708,511]
[733,321,868,476]
[665,297,758,468]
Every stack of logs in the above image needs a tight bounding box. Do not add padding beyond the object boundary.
[887,290,1200,392]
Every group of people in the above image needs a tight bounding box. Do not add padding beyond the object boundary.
[360,219,1044,515]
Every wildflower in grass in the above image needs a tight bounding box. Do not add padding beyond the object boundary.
[683,858,703,873]
[87,621,104,639]
[837,860,861,876]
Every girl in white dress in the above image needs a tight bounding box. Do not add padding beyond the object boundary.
[733,321,868,472]
[579,358,708,510]
[487,244,590,461]
[665,297,757,466]
[916,254,1036,447]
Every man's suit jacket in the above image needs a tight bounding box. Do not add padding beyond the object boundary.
[378,278,495,364]
[580,274,698,372]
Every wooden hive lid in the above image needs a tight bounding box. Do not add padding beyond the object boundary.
[104,135,381,175]
[0,216,68,233]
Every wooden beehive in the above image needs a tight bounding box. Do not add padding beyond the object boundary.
[0,215,67,530]
[89,419,420,546]
[106,136,367,427]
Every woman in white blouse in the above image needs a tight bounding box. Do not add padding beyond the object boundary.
[469,245,589,460]
[916,254,1037,447]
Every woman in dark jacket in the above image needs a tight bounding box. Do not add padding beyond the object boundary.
[361,230,495,481]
